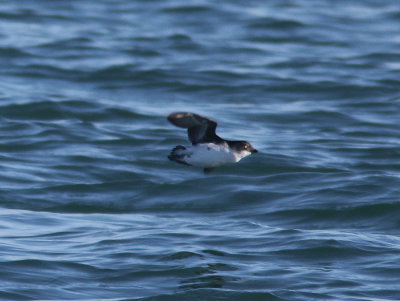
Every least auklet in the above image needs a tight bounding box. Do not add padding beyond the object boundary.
[167,112,257,173]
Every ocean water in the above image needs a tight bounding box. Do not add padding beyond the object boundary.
[1,0,400,300]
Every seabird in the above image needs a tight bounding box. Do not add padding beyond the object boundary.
[167,112,257,173]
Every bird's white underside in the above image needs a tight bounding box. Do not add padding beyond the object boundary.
[176,142,252,168]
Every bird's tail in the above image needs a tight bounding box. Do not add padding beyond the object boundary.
[168,145,191,166]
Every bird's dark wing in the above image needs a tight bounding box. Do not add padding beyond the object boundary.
[167,112,222,144]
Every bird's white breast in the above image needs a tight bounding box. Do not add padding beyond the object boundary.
[184,143,237,168]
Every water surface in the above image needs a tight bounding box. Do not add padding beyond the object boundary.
[1,0,400,300]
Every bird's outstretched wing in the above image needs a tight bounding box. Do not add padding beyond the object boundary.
[167,112,222,144]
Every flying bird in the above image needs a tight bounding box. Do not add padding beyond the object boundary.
[167,112,257,173]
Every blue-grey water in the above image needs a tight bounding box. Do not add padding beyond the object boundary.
[1,1,400,300]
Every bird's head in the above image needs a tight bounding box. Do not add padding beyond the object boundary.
[229,141,258,159]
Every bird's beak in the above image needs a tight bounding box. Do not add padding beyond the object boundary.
[251,149,258,154]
